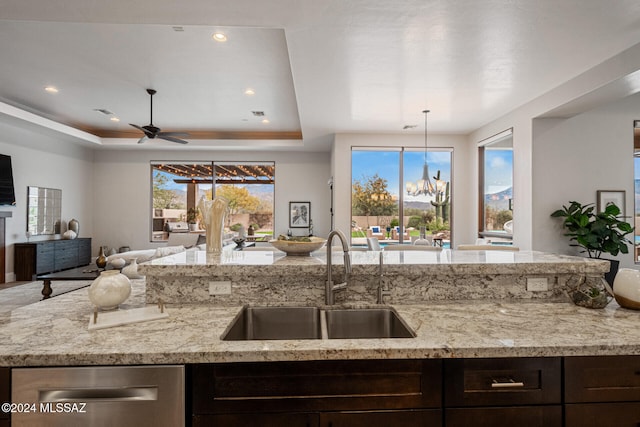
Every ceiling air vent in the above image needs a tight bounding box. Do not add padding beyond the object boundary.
[93,108,114,116]
[251,111,265,117]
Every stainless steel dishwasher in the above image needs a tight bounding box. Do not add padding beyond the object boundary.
[11,365,184,427]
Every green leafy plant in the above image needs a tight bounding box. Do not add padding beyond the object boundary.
[551,201,634,258]
[186,208,199,224]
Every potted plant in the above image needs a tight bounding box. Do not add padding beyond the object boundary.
[186,208,199,231]
[551,200,634,307]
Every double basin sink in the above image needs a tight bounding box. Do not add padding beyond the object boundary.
[222,306,415,341]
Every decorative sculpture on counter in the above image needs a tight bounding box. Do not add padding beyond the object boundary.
[88,270,131,310]
[68,218,79,235]
[96,246,107,269]
[198,196,229,255]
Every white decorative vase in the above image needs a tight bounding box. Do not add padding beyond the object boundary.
[109,258,126,269]
[122,258,143,279]
[68,218,79,235]
[613,268,640,310]
[198,196,228,255]
[88,270,131,310]
[62,230,77,240]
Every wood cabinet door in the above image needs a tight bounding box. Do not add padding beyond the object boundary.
[445,406,562,427]
[193,412,318,427]
[565,355,640,403]
[565,403,640,426]
[0,368,8,421]
[321,409,441,427]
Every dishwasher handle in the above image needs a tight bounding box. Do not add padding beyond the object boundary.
[40,386,158,402]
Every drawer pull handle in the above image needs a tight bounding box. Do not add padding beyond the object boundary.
[39,386,158,402]
[491,379,524,388]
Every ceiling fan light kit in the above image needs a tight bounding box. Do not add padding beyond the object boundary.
[129,89,189,144]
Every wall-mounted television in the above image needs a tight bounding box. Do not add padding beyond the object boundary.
[0,154,16,206]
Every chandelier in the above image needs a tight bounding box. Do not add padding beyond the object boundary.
[406,110,435,196]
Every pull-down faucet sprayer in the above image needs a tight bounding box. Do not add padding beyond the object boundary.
[325,229,351,305]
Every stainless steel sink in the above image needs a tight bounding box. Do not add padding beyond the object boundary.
[222,306,415,341]
[325,308,416,339]
[222,306,322,340]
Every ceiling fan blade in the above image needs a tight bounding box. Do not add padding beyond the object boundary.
[130,123,156,138]
[158,135,189,144]
[157,131,190,138]
[137,135,149,144]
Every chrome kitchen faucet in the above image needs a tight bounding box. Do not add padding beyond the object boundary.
[325,230,351,305]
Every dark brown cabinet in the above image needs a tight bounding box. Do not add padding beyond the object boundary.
[14,238,91,280]
[0,367,9,426]
[443,357,562,427]
[565,355,640,426]
[320,410,441,426]
[191,359,442,426]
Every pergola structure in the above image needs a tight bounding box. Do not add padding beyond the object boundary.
[153,163,275,184]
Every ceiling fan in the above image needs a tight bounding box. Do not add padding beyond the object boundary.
[129,89,189,144]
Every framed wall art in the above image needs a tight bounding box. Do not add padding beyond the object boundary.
[289,201,310,228]
[597,190,625,215]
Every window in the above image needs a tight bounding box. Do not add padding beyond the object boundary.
[634,121,640,263]
[351,147,452,247]
[478,129,513,243]
[150,161,274,242]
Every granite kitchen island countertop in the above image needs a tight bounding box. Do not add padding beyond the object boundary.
[0,278,638,367]
[139,249,609,276]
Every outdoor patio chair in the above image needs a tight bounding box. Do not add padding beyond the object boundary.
[391,226,409,240]
[366,226,384,238]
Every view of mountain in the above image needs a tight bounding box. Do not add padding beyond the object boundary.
[485,187,512,210]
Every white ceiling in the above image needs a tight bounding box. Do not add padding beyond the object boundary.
[1,0,640,151]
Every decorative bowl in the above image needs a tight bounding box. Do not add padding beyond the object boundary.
[269,237,327,256]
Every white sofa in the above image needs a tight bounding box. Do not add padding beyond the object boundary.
[106,233,205,265]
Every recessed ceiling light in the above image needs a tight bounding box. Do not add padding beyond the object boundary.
[44,86,58,93]
[110,117,120,122]
[262,119,270,124]
[244,88,255,96]
[212,32,227,42]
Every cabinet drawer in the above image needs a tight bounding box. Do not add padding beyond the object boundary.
[445,406,562,427]
[192,359,442,414]
[565,356,640,402]
[322,409,442,426]
[53,239,75,250]
[54,240,78,270]
[194,412,319,427]
[566,402,640,426]
[77,238,91,265]
[444,357,561,407]
[36,246,54,274]
[36,244,54,256]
